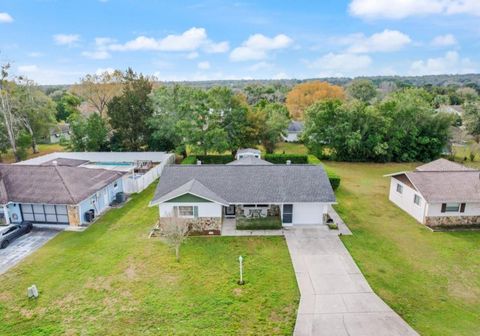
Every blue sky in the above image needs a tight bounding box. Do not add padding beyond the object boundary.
[1,0,480,84]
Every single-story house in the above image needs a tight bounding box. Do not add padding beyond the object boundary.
[49,123,71,144]
[283,121,304,142]
[149,163,336,234]
[387,158,480,228]
[235,148,261,160]
[0,164,125,227]
[17,151,175,194]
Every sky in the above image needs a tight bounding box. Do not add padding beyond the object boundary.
[1,0,480,84]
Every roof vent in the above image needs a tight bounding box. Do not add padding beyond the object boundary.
[52,160,58,166]
[196,160,202,165]
[286,160,291,165]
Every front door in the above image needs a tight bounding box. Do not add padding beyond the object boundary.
[224,205,236,217]
[282,204,293,224]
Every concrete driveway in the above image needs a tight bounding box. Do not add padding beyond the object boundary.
[285,226,418,336]
[0,227,59,275]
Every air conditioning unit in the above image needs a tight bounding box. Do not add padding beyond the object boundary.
[116,192,126,203]
[84,209,95,223]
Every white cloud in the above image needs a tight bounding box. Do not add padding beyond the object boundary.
[431,34,457,47]
[349,0,480,19]
[107,27,228,54]
[230,33,293,61]
[54,34,80,46]
[186,51,199,59]
[204,41,230,53]
[308,53,372,77]
[273,72,289,79]
[0,12,13,23]
[409,51,476,75]
[342,30,411,53]
[18,65,39,73]
[197,61,211,70]
[82,50,111,60]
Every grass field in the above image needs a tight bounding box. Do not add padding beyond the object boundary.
[0,184,298,336]
[0,143,66,163]
[325,162,480,336]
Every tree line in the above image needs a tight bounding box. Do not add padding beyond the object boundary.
[3,63,480,163]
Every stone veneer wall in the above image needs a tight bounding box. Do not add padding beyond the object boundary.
[425,215,480,227]
[186,217,222,235]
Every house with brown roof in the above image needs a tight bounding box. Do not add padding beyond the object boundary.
[0,164,125,227]
[387,159,480,228]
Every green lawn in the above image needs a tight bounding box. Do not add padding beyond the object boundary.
[0,184,298,336]
[325,162,480,336]
[0,143,66,163]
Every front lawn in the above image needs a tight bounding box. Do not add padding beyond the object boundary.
[0,184,298,335]
[236,216,283,230]
[325,162,480,336]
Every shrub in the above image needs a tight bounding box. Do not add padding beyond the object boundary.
[196,155,234,164]
[181,156,198,164]
[264,154,308,164]
[236,216,282,230]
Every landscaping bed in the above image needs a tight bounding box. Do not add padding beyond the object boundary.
[236,216,283,230]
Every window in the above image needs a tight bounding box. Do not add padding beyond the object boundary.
[114,182,118,190]
[282,204,293,224]
[176,206,198,218]
[413,194,421,206]
[396,183,403,194]
[445,203,460,212]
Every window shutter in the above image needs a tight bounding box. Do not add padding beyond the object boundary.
[460,203,466,213]
[193,206,198,218]
[441,203,446,213]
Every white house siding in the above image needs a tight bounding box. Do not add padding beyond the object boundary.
[426,202,480,217]
[389,178,426,223]
[159,202,223,218]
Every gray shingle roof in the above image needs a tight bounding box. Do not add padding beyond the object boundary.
[405,171,480,203]
[415,158,475,172]
[0,164,125,205]
[390,159,480,203]
[287,121,304,132]
[151,164,336,205]
[153,179,229,205]
[226,157,273,165]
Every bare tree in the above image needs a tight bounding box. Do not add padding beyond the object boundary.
[70,70,123,118]
[158,213,190,262]
[0,63,19,161]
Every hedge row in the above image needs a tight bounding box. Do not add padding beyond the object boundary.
[181,152,341,191]
[181,155,234,164]
[264,154,308,164]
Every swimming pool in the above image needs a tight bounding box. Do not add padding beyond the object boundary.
[92,162,134,167]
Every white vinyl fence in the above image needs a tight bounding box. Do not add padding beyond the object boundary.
[123,154,175,193]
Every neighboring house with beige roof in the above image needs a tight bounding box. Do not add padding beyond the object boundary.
[386,159,480,228]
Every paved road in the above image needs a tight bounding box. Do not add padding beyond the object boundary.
[0,227,59,275]
[285,227,418,336]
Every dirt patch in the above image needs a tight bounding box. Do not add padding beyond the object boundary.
[124,264,137,280]
[233,288,243,296]
[84,276,113,291]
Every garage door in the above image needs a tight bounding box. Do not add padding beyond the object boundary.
[20,204,69,224]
